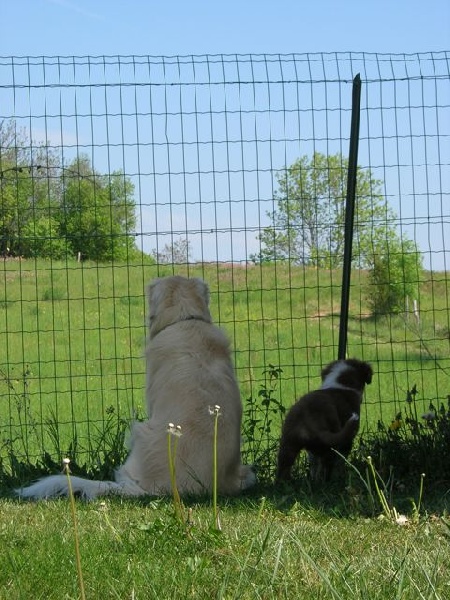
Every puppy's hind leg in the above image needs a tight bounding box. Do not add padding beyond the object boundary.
[307,452,321,481]
[308,450,337,482]
[276,436,302,482]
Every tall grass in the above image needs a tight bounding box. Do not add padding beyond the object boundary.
[1,259,449,475]
[1,494,449,599]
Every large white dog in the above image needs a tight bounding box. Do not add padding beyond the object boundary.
[17,276,256,499]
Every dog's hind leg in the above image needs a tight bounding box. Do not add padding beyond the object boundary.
[276,436,302,482]
[308,450,338,481]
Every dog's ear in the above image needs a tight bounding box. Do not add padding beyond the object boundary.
[190,278,210,307]
[362,362,373,385]
[320,360,337,382]
[147,278,163,312]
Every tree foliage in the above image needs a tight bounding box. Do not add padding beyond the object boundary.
[0,119,138,261]
[253,152,424,314]
[59,156,137,261]
[254,152,396,268]
[151,238,192,264]
[368,235,423,315]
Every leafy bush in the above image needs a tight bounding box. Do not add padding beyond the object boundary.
[21,217,69,259]
[368,237,424,315]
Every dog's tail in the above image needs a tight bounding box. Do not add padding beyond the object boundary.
[15,474,144,500]
[315,412,360,448]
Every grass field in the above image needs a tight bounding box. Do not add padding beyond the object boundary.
[1,259,449,469]
[1,485,450,599]
[1,260,450,599]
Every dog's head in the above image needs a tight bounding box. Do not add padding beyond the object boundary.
[321,358,373,396]
[147,276,212,338]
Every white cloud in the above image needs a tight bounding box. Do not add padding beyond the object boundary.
[45,0,104,21]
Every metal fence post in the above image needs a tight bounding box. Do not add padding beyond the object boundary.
[338,73,362,360]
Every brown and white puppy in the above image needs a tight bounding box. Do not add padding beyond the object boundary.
[276,359,373,482]
[16,276,255,499]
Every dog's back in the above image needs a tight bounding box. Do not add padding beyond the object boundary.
[121,313,250,495]
[16,276,256,500]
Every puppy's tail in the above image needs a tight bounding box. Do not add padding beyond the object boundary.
[316,412,360,448]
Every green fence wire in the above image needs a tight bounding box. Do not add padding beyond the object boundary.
[0,52,449,465]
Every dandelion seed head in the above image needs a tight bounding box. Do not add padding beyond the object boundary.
[167,422,182,436]
[209,404,222,417]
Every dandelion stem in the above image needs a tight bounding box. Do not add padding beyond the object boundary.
[207,405,223,530]
[63,459,86,600]
[366,456,393,519]
[416,472,425,518]
[167,425,183,522]
[212,408,220,530]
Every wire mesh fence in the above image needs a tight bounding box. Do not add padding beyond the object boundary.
[0,52,449,466]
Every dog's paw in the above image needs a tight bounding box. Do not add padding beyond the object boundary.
[349,412,359,422]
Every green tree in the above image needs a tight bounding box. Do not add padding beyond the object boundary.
[254,152,396,268]
[59,156,137,261]
[151,238,192,264]
[0,120,61,256]
[0,166,33,255]
[253,151,424,314]
[1,119,138,261]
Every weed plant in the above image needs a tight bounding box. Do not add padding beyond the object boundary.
[242,364,285,482]
[0,369,131,489]
[354,385,450,486]
[63,458,87,600]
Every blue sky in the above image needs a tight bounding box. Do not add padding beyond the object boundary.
[2,0,449,56]
[1,2,449,268]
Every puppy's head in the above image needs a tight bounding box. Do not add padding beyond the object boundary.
[147,276,212,337]
[321,358,373,396]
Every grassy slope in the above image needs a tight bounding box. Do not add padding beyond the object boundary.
[0,260,449,467]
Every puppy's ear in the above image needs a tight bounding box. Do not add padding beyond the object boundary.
[321,360,337,381]
[362,362,373,385]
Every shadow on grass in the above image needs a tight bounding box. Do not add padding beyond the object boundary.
[5,461,449,520]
